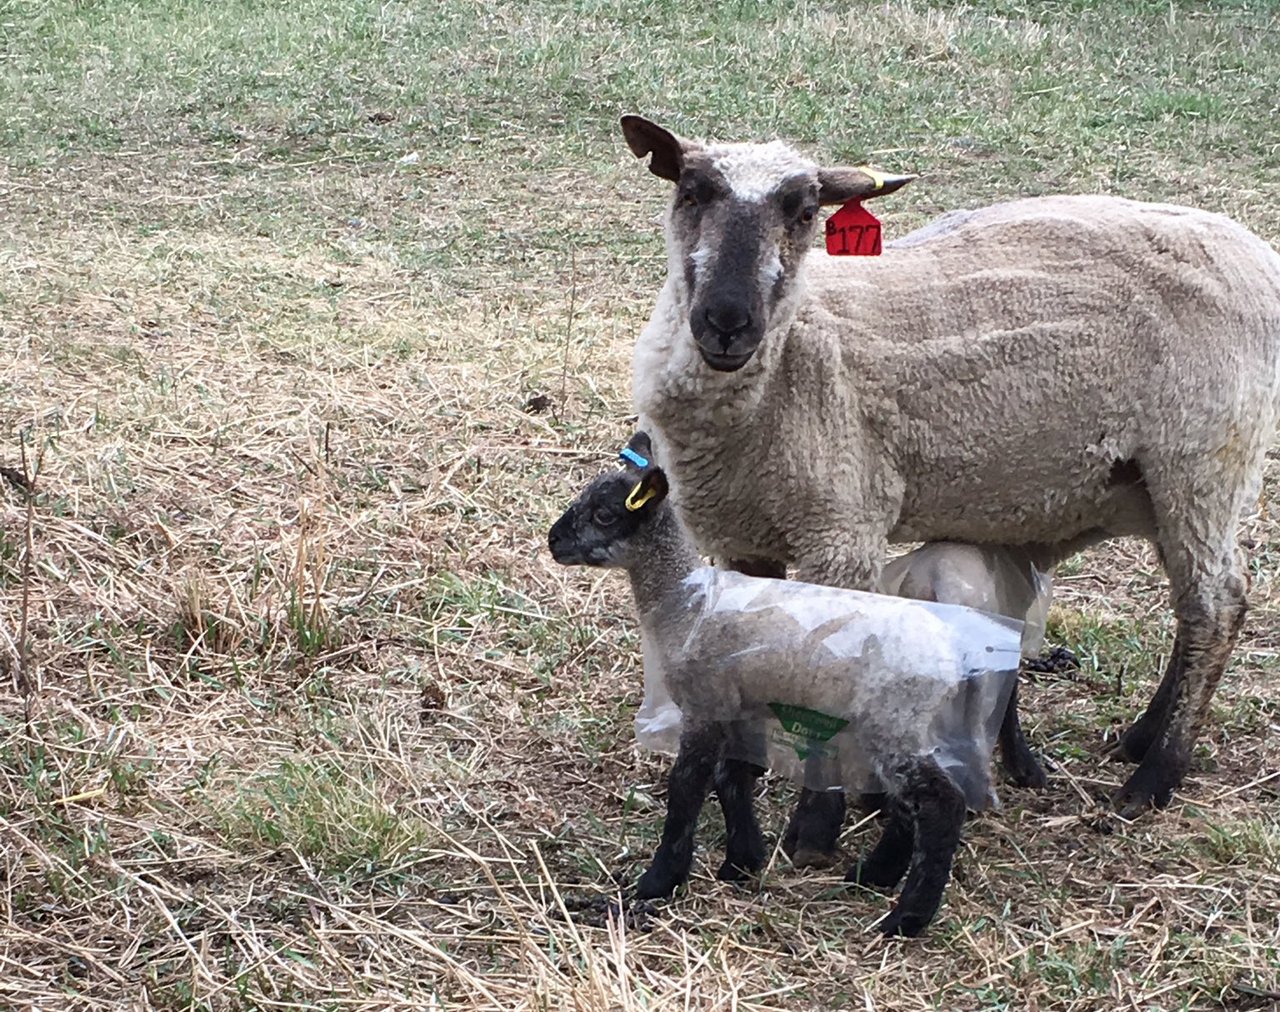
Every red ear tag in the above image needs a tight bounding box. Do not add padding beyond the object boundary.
[825,200,882,256]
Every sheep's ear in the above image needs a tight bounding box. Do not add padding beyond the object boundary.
[818,166,915,205]
[621,115,687,183]
[625,468,669,513]
[619,431,654,472]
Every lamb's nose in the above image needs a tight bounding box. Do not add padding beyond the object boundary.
[704,302,751,347]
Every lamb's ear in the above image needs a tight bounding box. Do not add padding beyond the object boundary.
[621,115,687,183]
[624,468,669,514]
[619,431,654,473]
[818,165,916,205]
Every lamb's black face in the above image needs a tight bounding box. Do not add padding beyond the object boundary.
[548,472,650,568]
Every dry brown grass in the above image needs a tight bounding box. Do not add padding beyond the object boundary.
[4,152,1280,1010]
[4,2,1280,1008]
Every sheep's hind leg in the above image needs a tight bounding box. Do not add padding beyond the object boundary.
[714,721,767,882]
[998,678,1048,788]
[635,722,725,899]
[1113,484,1249,816]
[876,756,967,938]
[1109,633,1183,763]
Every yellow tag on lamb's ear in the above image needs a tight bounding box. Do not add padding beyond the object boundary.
[625,481,658,512]
[856,165,887,191]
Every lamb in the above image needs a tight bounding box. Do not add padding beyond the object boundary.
[619,115,1280,863]
[637,536,1058,796]
[547,445,1024,936]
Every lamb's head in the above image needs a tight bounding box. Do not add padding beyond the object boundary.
[548,434,670,569]
[621,114,913,372]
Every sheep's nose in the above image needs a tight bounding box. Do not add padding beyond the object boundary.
[703,302,752,347]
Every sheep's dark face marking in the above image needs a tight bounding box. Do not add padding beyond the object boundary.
[621,115,915,373]
[673,153,822,371]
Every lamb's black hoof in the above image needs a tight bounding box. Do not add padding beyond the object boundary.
[716,841,765,882]
[633,864,683,900]
[715,859,754,883]
[877,904,929,938]
[846,855,906,892]
[781,789,846,868]
[788,846,841,870]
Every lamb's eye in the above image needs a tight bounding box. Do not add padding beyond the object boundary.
[593,507,619,527]
[679,191,698,209]
[799,205,816,223]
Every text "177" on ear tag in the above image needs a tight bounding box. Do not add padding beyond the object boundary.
[825,200,882,256]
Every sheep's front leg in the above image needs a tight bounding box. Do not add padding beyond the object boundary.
[876,755,967,938]
[727,557,848,868]
[1109,630,1184,764]
[635,722,724,900]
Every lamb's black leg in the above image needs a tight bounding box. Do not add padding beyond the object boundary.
[713,720,767,882]
[635,722,724,900]
[714,756,767,882]
[997,678,1048,788]
[877,756,967,938]
[845,797,913,890]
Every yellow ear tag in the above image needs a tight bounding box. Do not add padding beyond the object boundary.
[856,165,887,191]
[625,481,658,512]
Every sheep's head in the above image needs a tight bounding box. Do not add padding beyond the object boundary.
[548,433,669,569]
[622,115,913,372]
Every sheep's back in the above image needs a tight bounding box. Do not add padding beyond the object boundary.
[794,195,1280,544]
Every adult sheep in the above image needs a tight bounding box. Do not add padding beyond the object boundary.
[620,114,1280,864]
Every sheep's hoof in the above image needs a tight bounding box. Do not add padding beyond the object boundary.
[787,846,841,870]
[1106,738,1145,765]
[1112,764,1178,819]
[877,904,928,938]
[1002,750,1049,789]
[1107,724,1156,764]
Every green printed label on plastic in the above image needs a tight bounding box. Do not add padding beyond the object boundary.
[767,703,849,761]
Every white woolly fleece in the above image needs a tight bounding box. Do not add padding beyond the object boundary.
[634,193,1280,593]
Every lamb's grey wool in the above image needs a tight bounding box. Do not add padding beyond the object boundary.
[548,451,1014,936]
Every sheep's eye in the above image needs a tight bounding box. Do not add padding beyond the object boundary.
[799,205,816,223]
[593,507,620,527]
[679,191,698,209]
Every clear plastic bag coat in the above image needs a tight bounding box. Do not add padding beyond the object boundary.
[634,564,1027,810]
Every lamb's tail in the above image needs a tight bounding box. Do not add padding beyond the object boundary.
[930,674,1005,811]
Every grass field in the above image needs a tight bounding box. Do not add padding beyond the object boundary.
[3,1,1280,1008]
